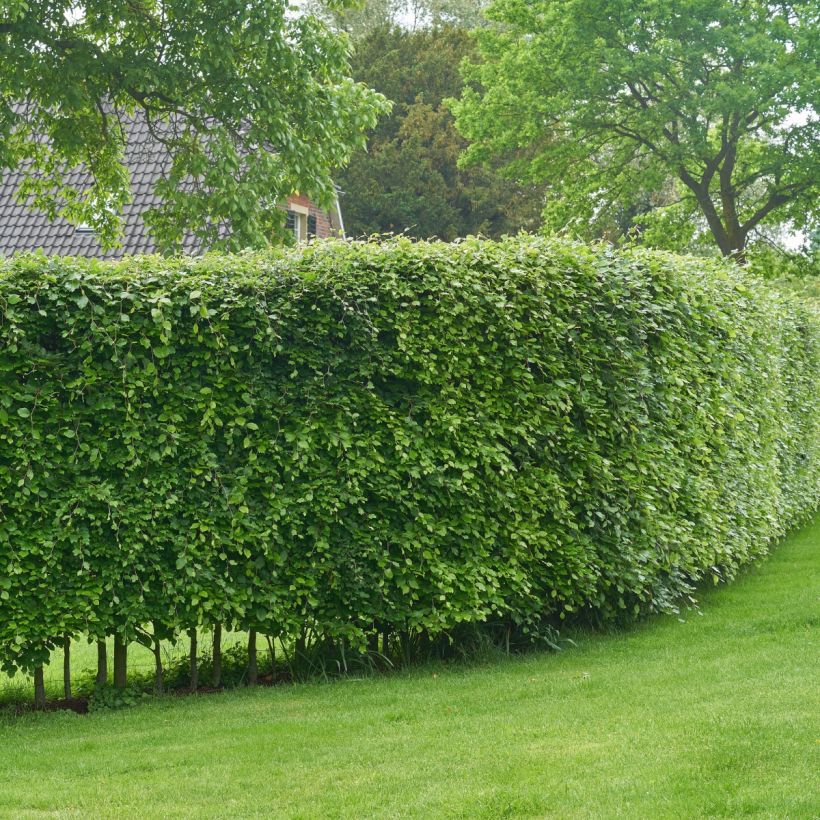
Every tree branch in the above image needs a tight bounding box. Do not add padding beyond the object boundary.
[741,182,811,236]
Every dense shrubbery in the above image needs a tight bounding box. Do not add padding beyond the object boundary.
[1,237,818,703]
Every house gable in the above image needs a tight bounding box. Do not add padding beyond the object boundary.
[0,116,341,258]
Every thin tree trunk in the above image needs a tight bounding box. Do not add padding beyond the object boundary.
[212,623,222,689]
[340,637,348,674]
[153,637,164,695]
[113,634,128,689]
[247,629,258,686]
[399,630,411,664]
[265,634,276,676]
[33,665,46,710]
[63,636,71,700]
[294,630,307,678]
[419,629,431,658]
[189,628,198,693]
[96,639,107,686]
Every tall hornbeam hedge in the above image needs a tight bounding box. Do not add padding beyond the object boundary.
[1,238,818,687]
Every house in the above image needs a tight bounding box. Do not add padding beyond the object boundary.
[0,113,343,258]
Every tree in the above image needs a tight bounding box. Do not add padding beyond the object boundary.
[0,0,388,251]
[337,25,544,239]
[452,0,819,260]
[301,0,491,41]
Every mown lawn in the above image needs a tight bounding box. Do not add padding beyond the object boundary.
[0,516,817,819]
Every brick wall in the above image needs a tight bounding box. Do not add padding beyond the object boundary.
[285,194,337,239]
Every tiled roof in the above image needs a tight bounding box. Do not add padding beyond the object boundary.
[0,110,341,259]
[1,111,343,256]
[0,113,200,258]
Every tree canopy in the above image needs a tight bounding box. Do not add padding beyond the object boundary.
[302,0,490,41]
[337,25,544,239]
[452,0,819,259]
[0,0,388,251]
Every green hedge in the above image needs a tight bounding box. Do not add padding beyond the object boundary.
[1,237,818,678]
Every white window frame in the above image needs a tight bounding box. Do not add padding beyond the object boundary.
[288,203,309,242]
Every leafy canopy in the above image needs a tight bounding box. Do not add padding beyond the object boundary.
[0,0,389,250]
[302,0,491,41]
[452,0,819,258]
[337,25,544,239]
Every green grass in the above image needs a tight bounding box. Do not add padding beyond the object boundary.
[1,516,818,819]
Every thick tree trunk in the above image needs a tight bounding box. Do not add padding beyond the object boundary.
[697,194,733,256]
[678,169,744,260]
[212,623,222,689]
[153,637,164,695]
[33,665,46,710]
[63,636,71,700]
[189,628,198,693]
[247,629,258,686]
[690,186,748,262]
[728,243,747,265]
[113,635,128,689]
[96,640,107,686]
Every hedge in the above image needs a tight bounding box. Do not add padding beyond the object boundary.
[1,237,818,696]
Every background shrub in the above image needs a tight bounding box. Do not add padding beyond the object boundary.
[0,237,817,684]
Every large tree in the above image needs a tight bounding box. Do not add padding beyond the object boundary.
[337,25,544,239]
[452,0,819,259]
[0,0,388,250]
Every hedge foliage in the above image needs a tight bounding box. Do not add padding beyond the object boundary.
[1,237,818,677]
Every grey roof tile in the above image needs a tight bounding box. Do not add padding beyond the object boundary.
[1,112,339,257]
[0,113,202,258]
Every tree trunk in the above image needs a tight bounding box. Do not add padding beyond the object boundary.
[340,637,348,674]
[419,628,431,658]
[189,628,198,693]
[265,634,276,676]
[212,623,222,689]
[63,636,71,700]
[399,630,411,663]
[728,243,747,265]
[113,635,128,690]
[33,665,46,710]
[96,640,107,686]
[678,171,735,258]
[153,637,164,695]
[247,629,258,686]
